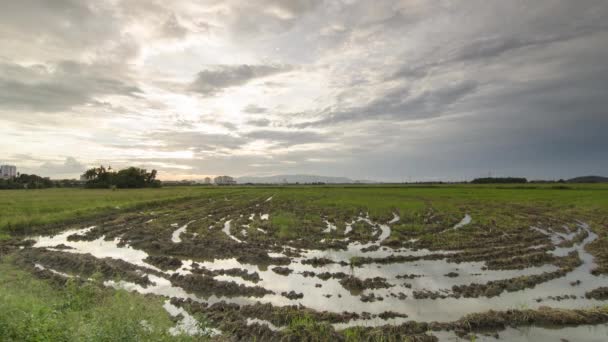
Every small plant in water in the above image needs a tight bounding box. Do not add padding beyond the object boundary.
[286,314,333,341]
[349,256,362,268]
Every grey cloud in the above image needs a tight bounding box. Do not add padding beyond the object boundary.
[0,0,124,61]
[266,0,323,17]
[148,131,246,152]
[220,122,239,131]
[243,104,268,114]
[190,64,291,95]
[452,26,608,64]
[246,118,272,127]
[244,129,330,147]
[0,61,141,112]
[122,128,330,158]
[34,157,87,178]
[225,0,323,36]
[159,13,189,39]
[298,80,478,127]
[385,2,608,82]
[2,1,608,182]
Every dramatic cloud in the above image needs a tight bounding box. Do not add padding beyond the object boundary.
[190,64,292,95]
[0,61,140,112]
[296,80,479,127]
[1,0,607,181]
[37,157,87,177]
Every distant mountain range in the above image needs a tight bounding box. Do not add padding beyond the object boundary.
[567,175,608,183]
[236,174,375,184]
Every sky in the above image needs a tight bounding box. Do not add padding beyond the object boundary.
[0,0,607,181]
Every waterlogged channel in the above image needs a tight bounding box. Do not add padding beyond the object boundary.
[27,208,608,339]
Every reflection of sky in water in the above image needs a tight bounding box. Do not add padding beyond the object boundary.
[432,324,608,341]
[31,220,608,326]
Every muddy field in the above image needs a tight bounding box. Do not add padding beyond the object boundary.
[6,189,608,341]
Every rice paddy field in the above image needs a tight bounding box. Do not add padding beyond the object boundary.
[1,184,608,341]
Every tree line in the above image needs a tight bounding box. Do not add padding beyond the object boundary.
[82,166,161,188]
[0,174,82,189]
[0,166,161,190]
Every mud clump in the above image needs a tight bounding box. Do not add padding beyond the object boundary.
[353,253,445,266]
[281,291,304,300]
[360,293,383,302]
[271,266,292,276]
[169,273,273,298]
[445,244,558,270]
[396,274,423,279]
[238,254,291,267]
[585,287,608,300]
[339,276,393,294]
[361,245,381,253]
[451,251,582,298]
[435,306,608,337]
[317,271,348,281]
[587,235,608,276]
[191,301,438,341]
[301,257,335,267]
[51,244,74,250]
[451,270,566,298]
[144,255,183,270]
[300,271,316,277]
[413,290,448,300]
[191,265,261,283]
[16,248,153,286]
[378,311,408,319]
[0,239,35,257]
[67,232,99,242]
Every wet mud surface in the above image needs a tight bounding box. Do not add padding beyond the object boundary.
[7,194,608,340]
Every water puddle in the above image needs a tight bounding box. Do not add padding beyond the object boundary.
[246,318,282,331]
[222,220,243,243]
[452,214,472,230]
[35,263,75,278]
[322,220,337,233]
[172,220,196,243]
[163,300,221,337]
[432,324,608,341]
[27,217,608,336]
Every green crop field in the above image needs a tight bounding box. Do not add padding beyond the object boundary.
[2,184,608,341]
[2,184,607,238]
[0,187,219,238]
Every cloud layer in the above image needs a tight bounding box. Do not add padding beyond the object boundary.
[1,0,607,181]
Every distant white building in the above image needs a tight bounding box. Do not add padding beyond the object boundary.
[204,177,212,185]
[0,165,17,180]
[214,175,236,185]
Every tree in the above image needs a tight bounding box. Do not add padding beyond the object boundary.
[82,166,161,189]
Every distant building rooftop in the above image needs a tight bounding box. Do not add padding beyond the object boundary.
[0,165,17,180]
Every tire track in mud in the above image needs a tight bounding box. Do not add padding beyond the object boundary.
[14,195,608,339]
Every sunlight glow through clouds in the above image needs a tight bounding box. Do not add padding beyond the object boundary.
[1,1,607,181]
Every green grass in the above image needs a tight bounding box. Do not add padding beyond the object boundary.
[271,211,298,239]
[0,187,219,237]
[284,314,333,341]
[3,184,608,239]
[0,257,204,341]
[2,183,608,340]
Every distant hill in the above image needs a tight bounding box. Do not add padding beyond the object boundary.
[236,174,374,184]
[471,177,527,184]
[567,176,608,183]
